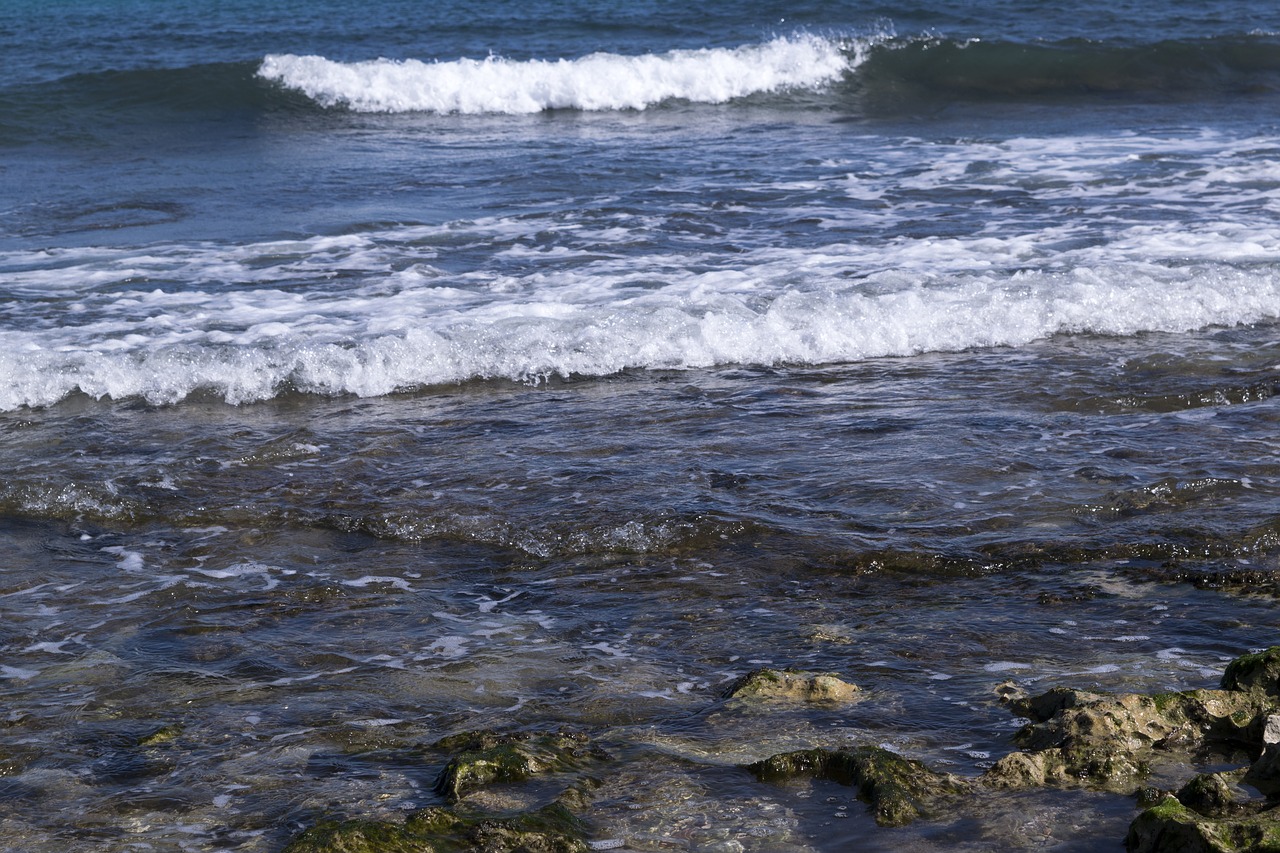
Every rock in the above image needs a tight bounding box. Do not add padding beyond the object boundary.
[807,625,854,645]
[1243,743,1280,798]
[745,746,970,826]
[1006,686,1109,723]
[465,804,591,853]
[1126,794,1280,853]
[984,667,1278,793]
[1220,648,1280,698]
[987,649,1280,851]
[284,803,590,853]
[994,680,1028,707]
[283,816,443,853]
[432,730,608,801]
[136,723,183,747]
[697,842,746,853]
[1263,714,1280,746]
[1176,771,1249,818]
[984,690,1190,790]
[1126,795,1215,853]
[981,750,1053,788]
[723,668,859,703]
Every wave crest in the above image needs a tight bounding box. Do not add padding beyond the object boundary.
[256,35,856,114]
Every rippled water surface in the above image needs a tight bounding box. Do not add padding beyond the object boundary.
[4,0,1280,848]
[4,326,1280,849]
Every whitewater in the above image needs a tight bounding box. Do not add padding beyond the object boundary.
[257,35,857,113]
[4,233,1280,410]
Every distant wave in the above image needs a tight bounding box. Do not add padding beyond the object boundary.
[255,31,1280,115]
[4,31,1277,138]
[256,35,856,113]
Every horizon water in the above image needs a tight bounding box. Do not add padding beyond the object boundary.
[3,0,1280,850]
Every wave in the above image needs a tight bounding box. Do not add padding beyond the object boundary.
[256,34,855,114]
[4,30,1278,136]
[856,33,1280,102]
[254,31,1280,115]
[4,243,1280,410]
[0,60,300,145]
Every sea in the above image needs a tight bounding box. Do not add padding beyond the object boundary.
[2,0,1280,849]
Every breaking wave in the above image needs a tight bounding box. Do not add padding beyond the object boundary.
[256,34,856,113]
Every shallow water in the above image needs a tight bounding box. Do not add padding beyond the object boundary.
[4,0,1280,848]
[4,329,1280,849]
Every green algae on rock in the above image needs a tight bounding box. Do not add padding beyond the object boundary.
[745,746,970,826]
[433,730,609,802]
[283,803,590,853]
[1125,794,1280,853]
[136,723,184,747]
[1220,649,1280,698]
[983,648,1280,852]
[722,668,860,704]
[984,648,1280,793]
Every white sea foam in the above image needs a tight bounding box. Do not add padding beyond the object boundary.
[3,252,1278,411]
[257,34,855,114]
[984,661,1032,672]
[5,131,1280,414]
[342,575,413,590]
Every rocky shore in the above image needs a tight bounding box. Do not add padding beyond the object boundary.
[280,649,1280,852]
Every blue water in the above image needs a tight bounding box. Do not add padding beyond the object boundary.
[2,1,1280,850]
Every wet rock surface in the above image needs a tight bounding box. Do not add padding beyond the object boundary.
[282,650,1280,853]
[983,653,1280,795]
[283,802,590,853]
[722,668,861,704]
[432,730,609,801]
[745,745,970,826]
[984,647,1280,852]
[1125,795,1280,853]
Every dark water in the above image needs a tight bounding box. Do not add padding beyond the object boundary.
[2,0,1280,850]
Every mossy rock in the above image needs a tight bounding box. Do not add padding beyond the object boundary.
[983,744,1148,791]
[1222,649,1280,699]
[988,670,1276,793]
[284,803,589,853]
[723,668,859,703]
[1177,770,1251,818]
[433,731,608,801]
[746,746,969,826]
[1126,795,1280,853]
[1007,686,1108,723]
[283,814,448,853]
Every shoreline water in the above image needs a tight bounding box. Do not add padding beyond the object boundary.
[3,343,1280,850]
[4,1,1280,849]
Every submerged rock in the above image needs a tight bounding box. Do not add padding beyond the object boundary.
[746,746,970,826]
[723,668,860,703]
[286,730,605,852]
[433,730,608,802]
[283,803,590,853]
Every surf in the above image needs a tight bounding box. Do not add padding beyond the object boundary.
[256,34,858,114]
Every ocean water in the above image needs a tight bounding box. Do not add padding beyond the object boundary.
[2,0,1280,849]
